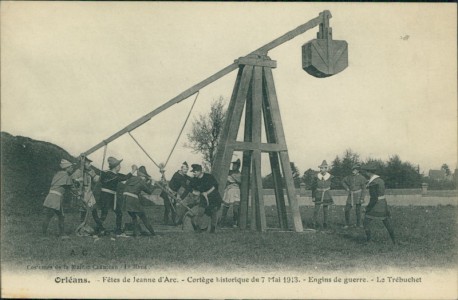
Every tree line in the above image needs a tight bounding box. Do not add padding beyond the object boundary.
[186,97,456,190]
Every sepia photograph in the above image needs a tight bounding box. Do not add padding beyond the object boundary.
[1,2,457,299]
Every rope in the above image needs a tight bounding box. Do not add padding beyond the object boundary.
[155,180,178,214]
[164,91,199,167]
[127,132,179,214]
[128,132,161,169]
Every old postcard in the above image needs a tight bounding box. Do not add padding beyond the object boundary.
[1,2,457,299]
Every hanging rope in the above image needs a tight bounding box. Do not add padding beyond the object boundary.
[164,91,200,167]
[126,92,199,215]
[128,132,178,213]
[128,132,161,169]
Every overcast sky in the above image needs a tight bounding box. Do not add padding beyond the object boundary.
[1,2,457,178]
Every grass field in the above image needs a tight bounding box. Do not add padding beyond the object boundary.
[1,203,456,272]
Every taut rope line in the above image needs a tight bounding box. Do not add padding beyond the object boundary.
[164,91,199,167]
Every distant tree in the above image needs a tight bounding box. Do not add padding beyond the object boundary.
[262,174,274,189]
[290,162,301,188]
[302,168,318,189]
[366,155,422,189]
[185,96,227,167]
[262,161,301,189]
[341,149,361,173]
[330,149,361,189]
[441,164,451,176]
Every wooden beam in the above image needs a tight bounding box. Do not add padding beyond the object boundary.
[263,67,303,232]
[83,11,327,157]
[239,78,254,230]
[240,150,252,230]
[252,11,328,55]
[250,157,257,231]
[212,65,254,195]
[212,67,243,191]
[252,149,266,231]
[251,66,267,232]
[261,76,288,229]
[228,142,287,152]
[268,152,288,229]
[236,57,277,68]
[279,151,303,231]
[83,63,239,156]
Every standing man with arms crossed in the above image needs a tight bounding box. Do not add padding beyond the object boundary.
[342,164,366,228]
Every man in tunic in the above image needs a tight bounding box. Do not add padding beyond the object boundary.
[342,164,366,228]
[219,159,241,228]
[42,159,75,238]
[123,166,156,237]
[72,156,100,224]
[311,160,334,229]
[190,164,222,233]
[179,189,204,231]
[360,163,396,244]
[95,156,137,236]
[159,161,191,225]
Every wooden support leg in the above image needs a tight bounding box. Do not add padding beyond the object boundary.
[250,159,257,231]
[212,65,254,195]
[239,78,253,230]
[261,70,288,229]
[251,66,266,232]
[252,149,266,231]
[240,150,252,230]
[268,152,288,230]
[263,67,303,232]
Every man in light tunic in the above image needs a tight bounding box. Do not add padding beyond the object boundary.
[42,159,75,238]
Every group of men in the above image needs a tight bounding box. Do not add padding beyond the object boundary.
[158,159,242,232]
[42,155,395,244]
[311,160,396,244]
[42,156,241,238]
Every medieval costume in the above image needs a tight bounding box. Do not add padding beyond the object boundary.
[42,159,74,238]
[220,159,241,227]
[159,161,191,225]
[361,164,396,244]
[95,156,134,235]
[311,160,334,229]
[123,166,156,237]
[190,164,222,233]
[342,164,366,227]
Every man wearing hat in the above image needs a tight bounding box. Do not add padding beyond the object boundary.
[189,163,222,233]
[360,163,396,244]
[123,166,156,237]
[95,156,137,236]
[219,158,242,227]
[311,160,334,229]
[342,164,367,228]
[42,159,75,238]
[159,161,191,225]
